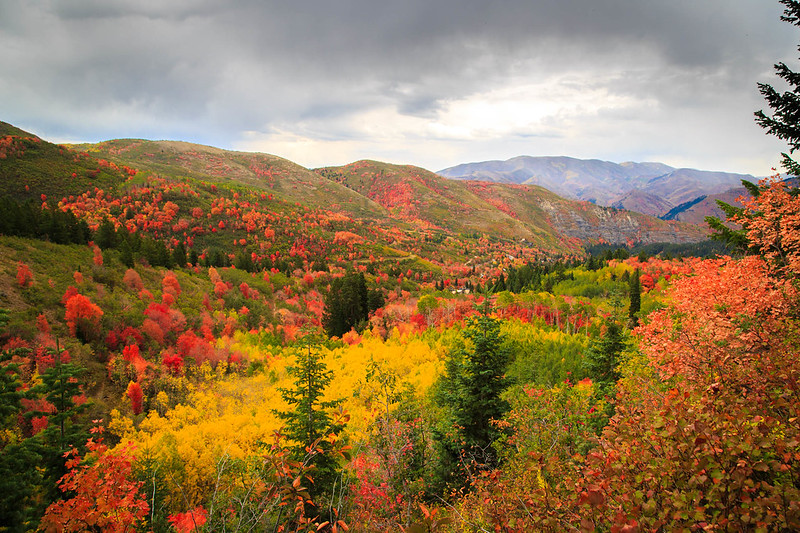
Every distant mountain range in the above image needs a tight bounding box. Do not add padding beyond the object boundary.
[437,156,757,218]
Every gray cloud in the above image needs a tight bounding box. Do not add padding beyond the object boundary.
[0,0,795,173]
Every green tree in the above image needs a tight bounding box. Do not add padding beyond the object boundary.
[119,238,135,268]
[94,218,118,250]
[434,312,510,493]
[322,272,371,337]
[628,268,641,327]
[234,250,255,272]
[755,0,800,175]
[0,348,44,531]
[273,345,345,506]
[30,346,91,505]
[171,242,187,269]
[584,320,625,387]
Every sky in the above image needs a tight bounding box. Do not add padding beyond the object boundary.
[0,0,797,176]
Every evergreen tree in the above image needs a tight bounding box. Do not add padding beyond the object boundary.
[273,346,345,506]
[434,312,510,492]
[234,250,255,272]
[584,319,627,435]
[322,272,370,337]
[493,273,506,292]
[142,238,172,268]
[755,0,800,175]
[94,218,118,250]
[584,320,625,387]
[119,238,135,268]
[0,347,44,531]
[171,242,187,268]
[628,268,641,327]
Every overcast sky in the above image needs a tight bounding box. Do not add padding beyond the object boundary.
[0,0,797,175]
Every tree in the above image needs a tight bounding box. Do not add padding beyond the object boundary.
[627,268,641,327]
[39,426,149,533]
[172,242,187,269]
[323,272,371,337]
[0,347,44,531]
[708,1,800,251]
[755,0,800,175]
[64,293,103,342]
[94,218,118,250]
[234,250,254,272]
[584,320,625,389]
[274,346,346,506]
[434,311,510,492]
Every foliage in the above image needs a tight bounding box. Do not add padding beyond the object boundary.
[39,425,149,533]
[627,267,640,327]
[755,0,800,175]
[434,312,510,493]
[274,345,347,508]
[323,271,381,337]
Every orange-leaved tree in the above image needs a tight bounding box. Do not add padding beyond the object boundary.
[39,424,149,532]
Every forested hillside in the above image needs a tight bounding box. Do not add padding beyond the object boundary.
[0,114,798,532]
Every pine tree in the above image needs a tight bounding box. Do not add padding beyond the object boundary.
[171,242,187,269]
[584,320,625,387]
[435,311,510,492]
[234,251,254,272]
[94,219,118,250]
[628,268,641,328]
[755,0,800,175]
[0,347,44,531]
[273,346,345,504]
[322,272,370,337]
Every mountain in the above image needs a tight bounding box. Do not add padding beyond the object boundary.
[438,155,754,216]
[611,190,674,217]
[75,138,385,220]
[1,121,707,258]
[315,160,706,249]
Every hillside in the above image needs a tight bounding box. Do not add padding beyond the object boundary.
[316,160,706,249]
[438,155,755,216]
[611,189,674,217]
[75,138,386,221]
[461,180,706,246]
[0,121,131,201]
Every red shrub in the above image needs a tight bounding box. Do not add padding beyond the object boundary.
[126,381,143,415]
[16,262,33,288]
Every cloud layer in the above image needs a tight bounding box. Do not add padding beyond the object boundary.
[0,0,796,174]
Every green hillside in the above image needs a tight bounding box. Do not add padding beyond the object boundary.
[0,121,129,202]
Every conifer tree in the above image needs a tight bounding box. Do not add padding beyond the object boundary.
[584,320,625,387]
[709,1,800,252]
[628,268,641,327]
[274,345,345,504]
[0,347,43,531]
[171,242,187,269]
[322,272,372,337]
[755,0,800,175]
[435,311,510,492]
[94,219,117,250]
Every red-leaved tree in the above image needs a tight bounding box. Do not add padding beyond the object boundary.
[39,424,149,532]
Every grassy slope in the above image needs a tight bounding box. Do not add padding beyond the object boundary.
[0,122,127,202]
[76,139,389,222]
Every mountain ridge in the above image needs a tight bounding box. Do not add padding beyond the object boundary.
[438,155,756,217]
[1,120,708,255]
